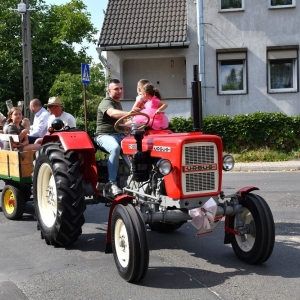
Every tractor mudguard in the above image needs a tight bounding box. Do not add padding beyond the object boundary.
[42,131,95,152]
[236,186,259,199]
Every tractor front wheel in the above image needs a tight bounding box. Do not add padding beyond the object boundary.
[229,193,275,264]
[32,143,86,246]
[111,203,149,282]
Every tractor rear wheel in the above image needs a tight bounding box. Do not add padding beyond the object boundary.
[229,193,275,264]
[111,203,149,282]
[1,183,25,220]
[32,143,86,246]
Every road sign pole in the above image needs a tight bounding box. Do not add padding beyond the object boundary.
[81,63,90,133]
[83,84,88,132]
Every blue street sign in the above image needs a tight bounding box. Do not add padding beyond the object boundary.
[81,63,90,84]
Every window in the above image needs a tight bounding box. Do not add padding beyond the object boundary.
[269,0,296,8]
[219,0,244,11]
[267,47,298,93]
[217,49,247,95]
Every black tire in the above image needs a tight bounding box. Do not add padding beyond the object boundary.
[32,143,86,246]
[111,203,149,282]
[149,221,186,232]
[1,183,26,220]
[229,193,275,264]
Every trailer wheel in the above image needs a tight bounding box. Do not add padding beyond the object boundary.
[111,203,149,282]
[1,184,25,220]
[32,143,86,246]
[229,193,275,264]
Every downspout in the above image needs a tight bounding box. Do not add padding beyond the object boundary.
[96,47,109,88]
[197,0,207,116]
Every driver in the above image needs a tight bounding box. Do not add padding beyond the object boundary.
[94,79,133,196]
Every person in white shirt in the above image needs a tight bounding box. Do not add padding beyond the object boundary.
[28,98,50,144]
[45,97,76,128]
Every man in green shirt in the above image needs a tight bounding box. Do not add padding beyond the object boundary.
[94,79,132,196]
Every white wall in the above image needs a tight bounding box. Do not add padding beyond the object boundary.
[103,0,300,118]
[203,0,300,117]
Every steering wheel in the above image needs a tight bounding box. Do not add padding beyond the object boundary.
[114,112,150,134]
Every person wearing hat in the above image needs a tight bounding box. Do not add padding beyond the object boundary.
[45,97,76,129]
[27,98,50,143]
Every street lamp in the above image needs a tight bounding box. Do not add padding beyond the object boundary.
[9,0,34,121]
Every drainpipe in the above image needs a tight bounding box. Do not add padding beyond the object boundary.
[96,47,109,88]
[197,0,206,116]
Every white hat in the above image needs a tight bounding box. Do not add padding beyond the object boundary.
[44,97,63,107]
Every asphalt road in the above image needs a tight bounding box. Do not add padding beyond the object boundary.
[0,171,299,300]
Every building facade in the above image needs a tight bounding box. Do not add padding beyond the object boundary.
[98,0,300,117]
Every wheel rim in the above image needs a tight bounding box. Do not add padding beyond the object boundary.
[37,163,58,228]
[234,208,256,252]
[114,218,130,268]
[3,189,16,215]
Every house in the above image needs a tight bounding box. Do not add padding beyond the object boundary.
[97,0,300,117]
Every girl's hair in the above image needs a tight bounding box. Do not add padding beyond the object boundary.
[137,79,149,87]
[6,107,22,124]
[142,83,162,100]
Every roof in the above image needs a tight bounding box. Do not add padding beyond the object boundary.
[98,0,188,50]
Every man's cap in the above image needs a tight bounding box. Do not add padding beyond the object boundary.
[44,97,63,107]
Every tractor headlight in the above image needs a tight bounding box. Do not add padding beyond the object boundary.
[223,154,234,171]
[156,159,172,176]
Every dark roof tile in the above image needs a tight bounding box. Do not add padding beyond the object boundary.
[98,0,187,48]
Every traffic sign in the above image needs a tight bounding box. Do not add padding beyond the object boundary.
[81,63,90,84]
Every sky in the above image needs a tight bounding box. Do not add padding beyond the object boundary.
[44,0,108,62]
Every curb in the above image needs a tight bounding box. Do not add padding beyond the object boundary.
[233,161,300,172]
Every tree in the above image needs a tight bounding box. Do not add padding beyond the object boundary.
[49,63,106,120]
[0,0,98,114]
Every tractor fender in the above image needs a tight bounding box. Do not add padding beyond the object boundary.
[223,185,259,244]
[42,131,95,151]
[105,194,135,254]
[236,186,259,199]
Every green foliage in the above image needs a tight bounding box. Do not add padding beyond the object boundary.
[233,148,293,162]
[169,112,300,157]
[168,116,194,132]
[76,118,97,137]
[0,0,98,114]
[49,63,105,119]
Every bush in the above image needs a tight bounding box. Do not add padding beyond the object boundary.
[76,118,97,138]
[169,112,300,154]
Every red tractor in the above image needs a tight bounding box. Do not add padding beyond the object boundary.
[32,113,275,283]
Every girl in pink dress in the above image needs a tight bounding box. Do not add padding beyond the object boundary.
[132,84,169,130]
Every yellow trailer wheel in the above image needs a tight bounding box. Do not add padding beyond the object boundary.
[1,184,25,220]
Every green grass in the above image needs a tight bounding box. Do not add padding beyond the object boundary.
[232,148,300,162]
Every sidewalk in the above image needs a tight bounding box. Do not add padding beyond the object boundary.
[233,160,300,172]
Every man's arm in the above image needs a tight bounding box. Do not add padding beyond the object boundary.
[106,108,132,119]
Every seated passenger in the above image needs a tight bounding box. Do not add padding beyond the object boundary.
[27,98,50,144]
[45,97,76,128]
[0,112,6,133]
[21,117,31,132]
[3,107,40,151]
[131,84,169,130]
[94,79,132,196]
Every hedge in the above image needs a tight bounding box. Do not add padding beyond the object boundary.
[76,112,300,153]
[168,112,300,153]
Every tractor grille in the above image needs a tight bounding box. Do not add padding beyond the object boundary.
[182,142,218,195]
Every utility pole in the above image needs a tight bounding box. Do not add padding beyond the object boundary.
[9,0,34,121]
[197,0,206,117]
